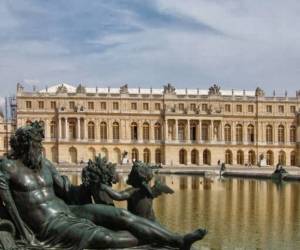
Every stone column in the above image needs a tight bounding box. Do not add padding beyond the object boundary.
[186,119,190,141]
[210,120,214,142]
[138,120,143,142]
[232,121,236,144]
[108,120,113,142]
[58,117,62,139]
[77,118,80,140]
[174,119,178,141]
[150,121,155,142]
[243,122,247,145]
[296,113,300,166]
[220,121,224,143]
[198,120,202,143]
[164,119,168,142]
[84,118,88,140]
[65,118,69,140]
[45,119,50,140]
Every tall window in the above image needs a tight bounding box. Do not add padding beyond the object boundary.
[51,101,56,109]
[278,151,286,165]
[38,101,44,109]
[88,121,95,140]
[225,150,233,164]
[225,104,231,112]
[201,124,209,141]
[266,150,274,166]
[291,151,296,166]
[155,149,161,164]
[143,148,150,163]
[131,102,137,110]
[131,122,138,140]
[3,136,8,150]
[290,126,296,143]
[50,121,56,139]
[190,122,197,141]
[278,105,284,113]
[155,103,161,111]
[247,125,255,143]
[100,102,106,110]
[266,105,272,113]
[69,101,75,109]
[112,122,119,140]
[143,103,149,110]
[190,103,196,111]
[266,125,273,144]
[132,148,139,161]
[224,124,231,142]
[178,122,185,141]
[290,106,296,113]
[248,105,254,112]
[143,122,150,141]
[191,149,198,165]
[69,120,76,139]
[100,122,107,140]
[203,149,211,165]
[88,102,94,110]
[236,105,242,112]
[179,149,187,165]
[26,101,32,109]
[237,150,244,165]
[113,102,119,110]
[248,150,256,165]
[154,122,161,141]
[278,125,285,144]
[236,124,243,144]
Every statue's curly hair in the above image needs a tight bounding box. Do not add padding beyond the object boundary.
[127,161,153,187]
[82,155,117,187]
[9,121,44,159]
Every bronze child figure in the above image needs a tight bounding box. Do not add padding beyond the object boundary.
[101,161,174,221]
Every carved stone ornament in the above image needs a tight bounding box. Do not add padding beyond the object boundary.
[120,84,129,94]
[56,84,68,94]
[208,84,221,96]
[255,87,265,97]
[16,83,24,93]
[163,83,176,94]
[76,84,86,94]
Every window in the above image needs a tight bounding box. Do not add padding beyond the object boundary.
[26,101,32,109]
[143,122,150,141]
[112,122,119,140]
[201,124,209,141]
[155,149,161,164]
[100,102,106,110]
[266,105,272,113]
[38,101,44,109]
[131,102,137,110]
[155,103,161,110]
[266,125,273,143]
[190,103,196,111]
[236,124,243,143]
[224,124,231,142]
[69,101,75,109]
[113,102,119,110]
[131,122,138,140]
[202,103,208,111]
[236,105,242,112]
[179,103,184,111]
[88,122,95,140]
[3,136,8,149]
[225,104,231,112]
[88,102,94,110]
[143,149,150,163]
[290,106,296,113]
[154,123,161,140]
[248,105,254,112]
[51,101,56,109]
[278,125,285,143]
[50,121,56,139]
[143,103,149,110]
[278,105,284,113]
[247,125,255,143]
[290,126,296,143]
[100,122,107,140]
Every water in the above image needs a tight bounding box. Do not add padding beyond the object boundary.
[67,174,300,250]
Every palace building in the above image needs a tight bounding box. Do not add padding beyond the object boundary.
[14,83,300,167]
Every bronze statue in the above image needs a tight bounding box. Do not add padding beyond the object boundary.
[101,161,174,221]
[0,121,207,250]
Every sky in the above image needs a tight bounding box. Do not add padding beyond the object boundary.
[1,0,300,100]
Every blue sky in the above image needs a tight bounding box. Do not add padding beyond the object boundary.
[1,0,300,100]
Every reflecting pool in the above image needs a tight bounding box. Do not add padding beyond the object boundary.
[66,174,300,250]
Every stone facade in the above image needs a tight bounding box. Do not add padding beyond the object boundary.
[15,83,300,167]
[0,113,14,156]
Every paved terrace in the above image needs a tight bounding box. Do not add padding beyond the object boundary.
[57,164,300,181]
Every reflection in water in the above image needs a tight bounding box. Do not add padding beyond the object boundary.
[64,174,300,250]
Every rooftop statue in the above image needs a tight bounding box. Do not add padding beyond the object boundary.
[0,121,207,250]
[208,84,221,96]
[100,161,174,221]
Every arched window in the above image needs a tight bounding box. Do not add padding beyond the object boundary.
[69,120,76,139]
[143,122,150,141]
[201,124,209,141]
[100,122,107,140]
[203,149,211,165]
[3,136,8,150]
[131,122,138,141]
[290,126,296,143]
[69,147,77,164]
[191,149,199,165]
[132,148,139,162]
[290,151,296,166]
[248,150,256,165]
[155,149,161,164]
[50,121,57,139]
[88,121,95,140]
[178,122,185,141]
[154,122,161,141]
[190,122,197,141]
[237,150,244,165]
[179,149,187,165]
[88,147,96,161]
[225,150,233,165]
[278,151,286,165]
[26,120,32,125]
[266,150,274,166]
[112,148,121,164]
[278,125,285,144]
[236,124,243,144]
[112,122,119,140]
[247,124,255,143]
[224,124,231,142]
[266,125,273,144]
[51,146,58,163]
[143,148,150,163]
